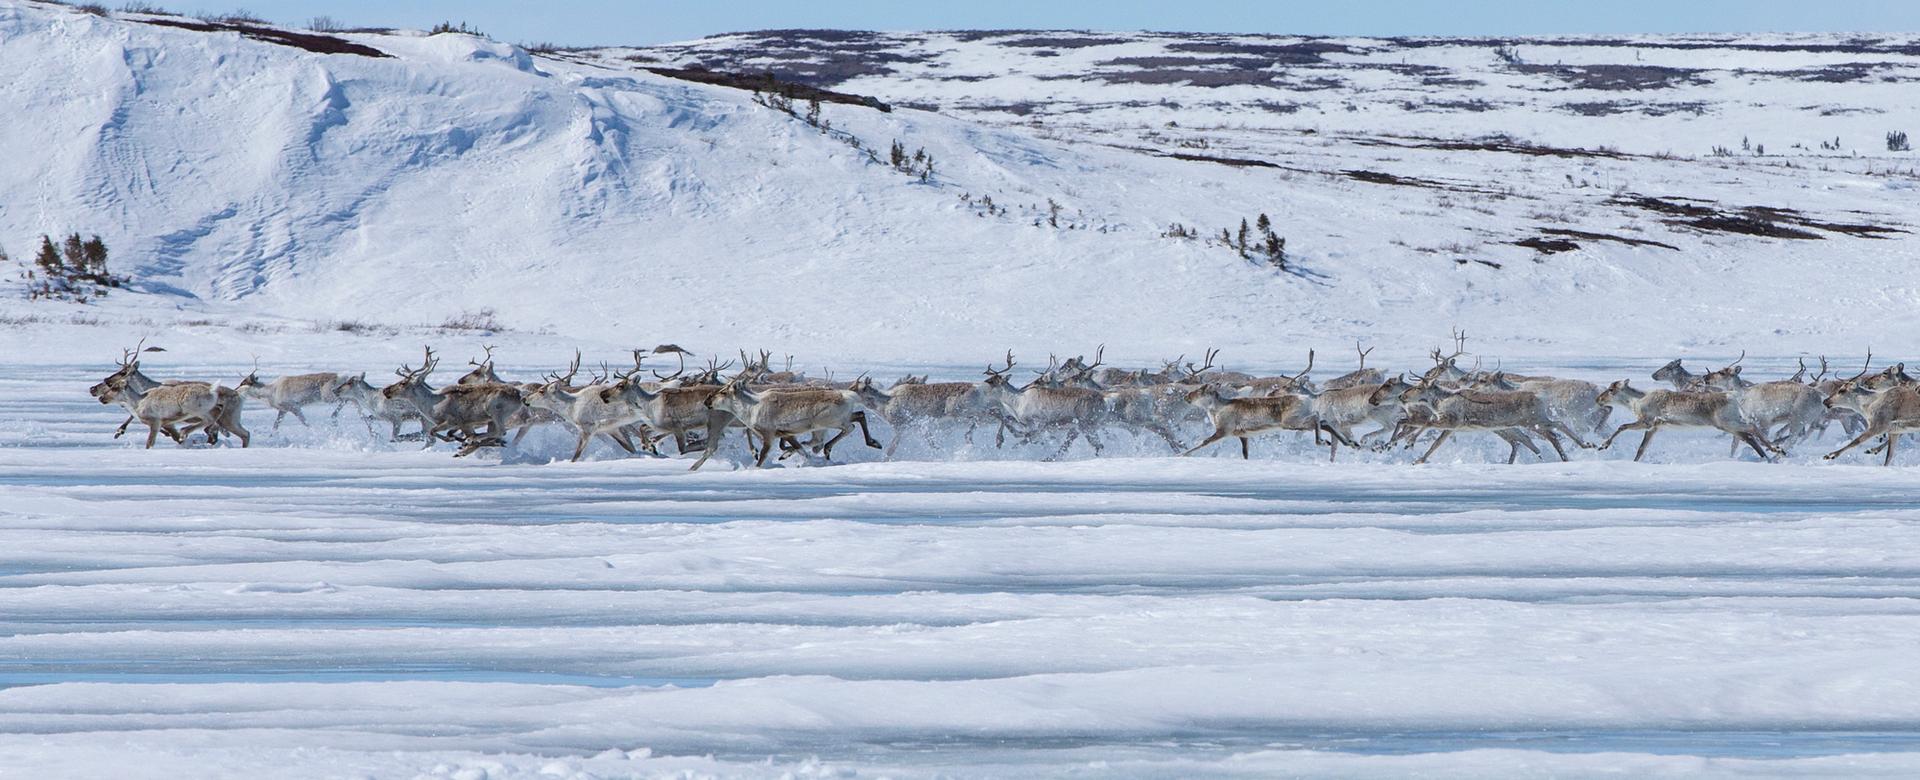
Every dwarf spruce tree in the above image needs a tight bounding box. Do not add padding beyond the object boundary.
[33,236,61,275]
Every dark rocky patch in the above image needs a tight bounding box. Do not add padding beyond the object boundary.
[1343,169,1452,188]
[1540,228,1679,250]
[1514,237,1581,254]
[1757,63,1920,84]
[1390,36,1920,56]
[1081,69,1279,88]
[1562,100,1708,117]
[1252,100,1305,114]
[1514,63,1711,91]
[969,102,1042,116]
[1368,138,1630,159]
[1099,56,1270,70]
[1164,40,1356,64]
[1684,215,1825,239]
[1163,152,1279,168]
[139,18,389,57]
[999,35,1115,49]
[1405,99,1497,113]
[643,67,892,111]
[1613,195,1906,240]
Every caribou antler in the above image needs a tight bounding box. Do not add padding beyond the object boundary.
[470,344,496,368]
[397,345,438,381]
[1033,353,1060,378]
[545,349,583,385]
[1725,349,1745,370]
[985,350,1016,378]
[1184,347,1220,381]
[1071,345,1106,380]
[1356,340,1374,371]
[1853,349,1874,381]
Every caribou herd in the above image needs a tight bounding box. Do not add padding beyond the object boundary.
[82,335,1920,467]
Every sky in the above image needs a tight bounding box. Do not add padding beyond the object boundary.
[213,0,1920,47]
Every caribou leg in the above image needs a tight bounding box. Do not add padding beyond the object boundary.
[1495,429,1542,464]
[1084,425,1105,456]
[820,425,853,460]
[1826,424,1891,461]
[1412,430,1453,465]
[1531,425,1570,462]
[753,428,775,467]
[1632,425,1662,462]
[1182,429,1229,457]
[851,411,883,449]
[1600,420,1652,450]
[1043,426,1081,462]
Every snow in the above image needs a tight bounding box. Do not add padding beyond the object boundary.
[7,358,1920,775]
[1,2,1918,363]
[4,2,1920,774]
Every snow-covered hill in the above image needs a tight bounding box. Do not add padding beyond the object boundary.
[2,1,1917,366]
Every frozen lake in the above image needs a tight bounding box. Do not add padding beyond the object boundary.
[4,365,1920,777]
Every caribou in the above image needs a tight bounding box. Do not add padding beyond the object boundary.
[1596,380,1780,462]
[1182,382,1355,460]
[87,341,1915,469]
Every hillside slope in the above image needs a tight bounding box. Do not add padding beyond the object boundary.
[1,2,1917,365]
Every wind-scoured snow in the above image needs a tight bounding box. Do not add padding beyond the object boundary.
[0,1,1917,364]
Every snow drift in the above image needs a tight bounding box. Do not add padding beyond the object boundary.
[1,1,1917,366]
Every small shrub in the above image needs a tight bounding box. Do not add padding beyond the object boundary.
[429,20,483,37]
[1891,131,1912,152]
[307,15,341,31]
[440,308,503,332]
[327,319,394,336]
[219,8,264,23]
[1256,213,1287,269]
[1492,45,1523,65]
[24,232,124,301]
[523,41,562,54]
[884,140,934,181]
[76,3,108,15]
[119,1,166,12]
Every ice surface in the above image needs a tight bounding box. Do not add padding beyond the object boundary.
[6,360,1920,776]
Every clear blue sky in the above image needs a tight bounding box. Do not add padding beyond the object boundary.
[223,0,1920,46]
